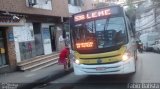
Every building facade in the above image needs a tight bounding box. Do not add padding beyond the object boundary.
[93,0,126,7]
[136,0,156,35]
[0,0,69,73]
[68,0,94,15]
[81,0,95,11]
[135,0,160,40]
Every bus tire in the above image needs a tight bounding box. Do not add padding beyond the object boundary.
[134,51,137,72]
[134,59,136,73]
[158,48,160,54]
[135,51,138,60]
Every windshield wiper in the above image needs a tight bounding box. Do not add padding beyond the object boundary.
[116,41,124,45]
[104,18,109,31]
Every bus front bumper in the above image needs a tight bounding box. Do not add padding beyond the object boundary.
[73,58,135,75]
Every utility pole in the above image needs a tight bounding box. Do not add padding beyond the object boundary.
[153,1,157,33]
[152,0,160,39]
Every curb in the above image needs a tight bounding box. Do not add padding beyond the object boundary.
[17,68,73,89]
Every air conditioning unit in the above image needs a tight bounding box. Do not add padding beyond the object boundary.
[28,0,37,7]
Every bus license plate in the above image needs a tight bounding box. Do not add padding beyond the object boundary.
[96,67,106,71]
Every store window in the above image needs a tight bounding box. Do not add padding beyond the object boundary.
[0,29,7,66]
[68,0,83,6]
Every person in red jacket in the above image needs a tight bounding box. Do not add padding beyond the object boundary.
[58,45,70,71]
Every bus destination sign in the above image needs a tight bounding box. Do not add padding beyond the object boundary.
[74,9,111,22]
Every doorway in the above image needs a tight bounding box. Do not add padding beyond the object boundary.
[49,26,56,51]
[33,23,44,56]
[0,27,7,66]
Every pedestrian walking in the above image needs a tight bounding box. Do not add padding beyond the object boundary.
[58,45,70,71]
[58,35,65,51]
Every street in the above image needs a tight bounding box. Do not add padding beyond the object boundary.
[33,52,160,89]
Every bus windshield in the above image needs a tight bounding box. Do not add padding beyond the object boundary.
[72,16,127,52]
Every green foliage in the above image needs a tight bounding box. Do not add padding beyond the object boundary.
[126,0,136,17]
[126,0,135,10]
[95,2,109,8]
[126,0,136,25]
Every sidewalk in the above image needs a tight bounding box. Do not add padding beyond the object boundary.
[0,64,73,89]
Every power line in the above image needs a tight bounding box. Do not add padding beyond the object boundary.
[137,9,160,20]
[136,3,160,13]
[136,18,155,28]
[135,1,160,32]
[136,20,160,32]
[136,6,160,28]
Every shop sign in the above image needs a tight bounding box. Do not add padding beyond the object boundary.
[42,28,50,39]
[0,15,25,26]
[8,31,14,41]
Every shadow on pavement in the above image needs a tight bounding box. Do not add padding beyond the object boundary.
[17,68,73,89]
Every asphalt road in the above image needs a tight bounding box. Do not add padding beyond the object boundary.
[33,52,160,89]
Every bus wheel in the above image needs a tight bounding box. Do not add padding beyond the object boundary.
[158,49,160,54]
[135,51,138,60]
[134,51,137,72]
[134,58,136,73]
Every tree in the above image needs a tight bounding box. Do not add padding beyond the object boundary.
[126,0,137,34]
[126,0,136,20]
[95,2,109,8]
[126,1,136,23]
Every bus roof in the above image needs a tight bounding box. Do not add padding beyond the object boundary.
[72,5,123,16]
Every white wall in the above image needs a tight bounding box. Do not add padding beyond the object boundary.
[13,23,34,62]
[13,23,55,62]
[41,23,53,55]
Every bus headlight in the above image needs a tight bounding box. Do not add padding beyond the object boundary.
[75,59,80,64]
[122,53,131,61]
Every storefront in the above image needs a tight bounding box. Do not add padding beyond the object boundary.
[0,13,68,73]
[13,15,66,62]
[0,14,25,73]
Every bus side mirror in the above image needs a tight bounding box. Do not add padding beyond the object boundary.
[131,35,135,38]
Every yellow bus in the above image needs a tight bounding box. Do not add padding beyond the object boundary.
[70,5,137,75]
